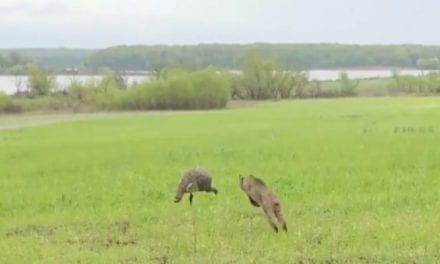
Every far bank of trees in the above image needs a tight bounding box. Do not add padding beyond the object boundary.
[85,44,440,71]
[0,52,32,74]
[4,44,440,74]
[0,49,92,74]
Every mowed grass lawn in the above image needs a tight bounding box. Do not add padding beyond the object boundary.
[0,97,439,263]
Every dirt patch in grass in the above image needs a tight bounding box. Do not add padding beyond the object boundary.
[66,221,138,251]
[5,224,56,238]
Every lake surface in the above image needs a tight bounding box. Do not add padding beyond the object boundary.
[0,75,149,95]
[0,69,437,95]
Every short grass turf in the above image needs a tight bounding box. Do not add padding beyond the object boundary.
[0,97,439,263]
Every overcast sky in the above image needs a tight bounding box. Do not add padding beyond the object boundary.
[0,0,439,48]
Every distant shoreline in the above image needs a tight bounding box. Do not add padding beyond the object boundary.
[1,67,437,76]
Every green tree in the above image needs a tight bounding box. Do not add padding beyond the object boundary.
[100,71,127,90]
[223,71,246,99]
[27,64,56,96]
[241,48,308,100]
[242,48,281,99]
[338,72,359,96]
[291,72,308,98]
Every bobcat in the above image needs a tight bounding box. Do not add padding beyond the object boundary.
[239,175,287,232]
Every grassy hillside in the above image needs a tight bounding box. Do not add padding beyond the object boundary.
[1,98,439,263]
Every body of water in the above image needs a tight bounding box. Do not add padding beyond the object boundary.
[0,75,149,95]
[307,69,438,81]
[0,69,437,95]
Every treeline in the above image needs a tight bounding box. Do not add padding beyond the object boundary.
[18,48,94,70]
[0,66,231,113]
[3,48,440,114]
[85,44,440,71]
[388,72,440,95]
[3,44,440,73]
[0,49,93,74]
[68,67,230,110]
[0,52,32,74]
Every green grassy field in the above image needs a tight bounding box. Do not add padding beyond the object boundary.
[1,97,439,263]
